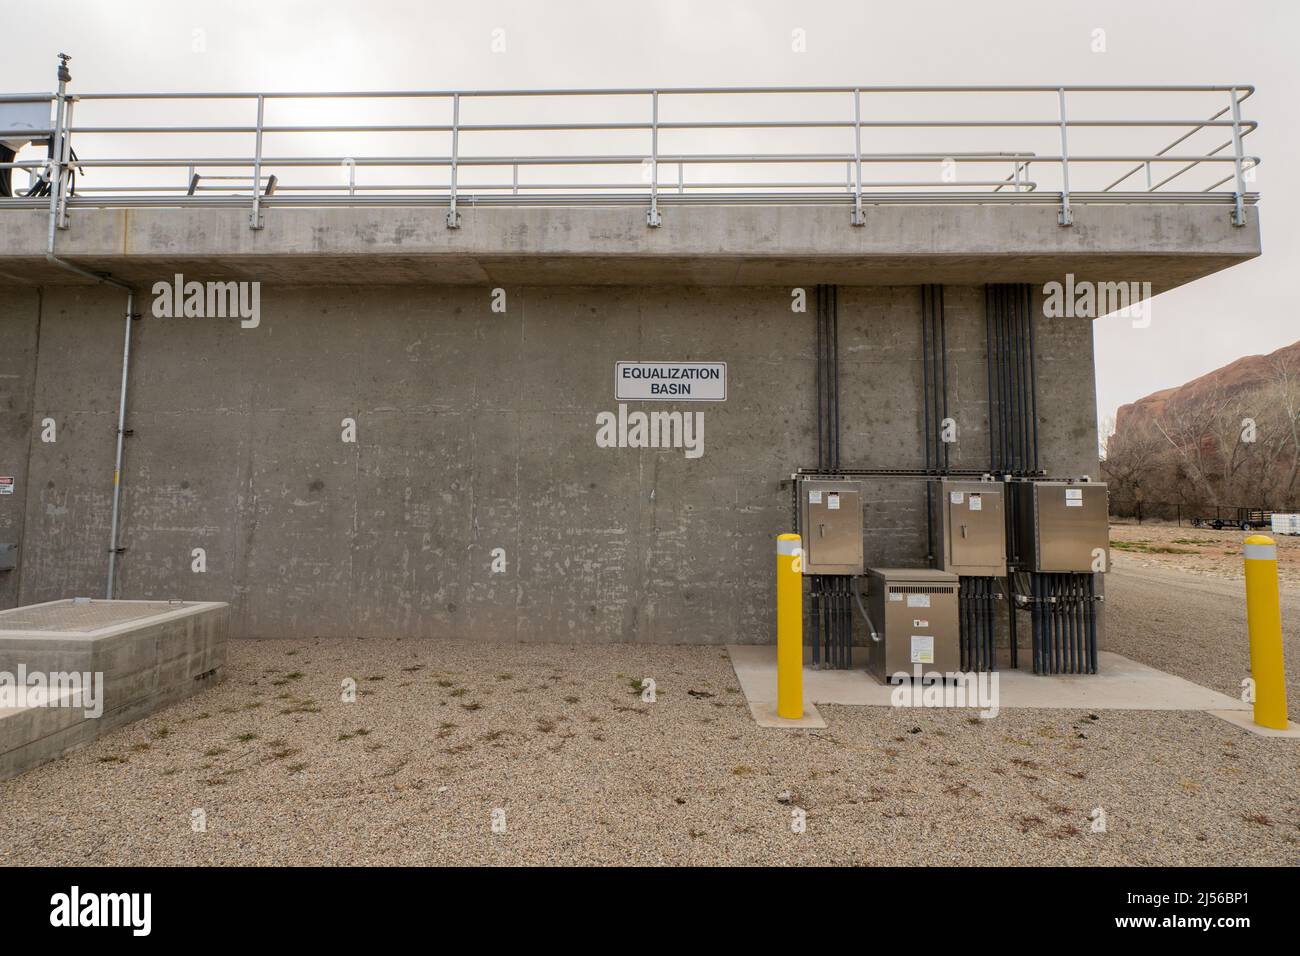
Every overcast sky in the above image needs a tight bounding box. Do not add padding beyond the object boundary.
[10,0,1297,432]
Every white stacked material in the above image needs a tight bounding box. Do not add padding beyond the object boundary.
[1270,513,1300,535]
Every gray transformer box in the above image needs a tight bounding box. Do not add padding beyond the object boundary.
[929,479,1007,577]
[797,479,864,575]
[1016,481,1110,572]
[864,568,961,681]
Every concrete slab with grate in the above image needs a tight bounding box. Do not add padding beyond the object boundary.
[1,599,229,781]
[0,599,200,634]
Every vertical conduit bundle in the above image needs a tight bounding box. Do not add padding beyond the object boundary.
[985,284,1040,476]
[811,286,853,668]
[985,283,1044,670]
[1029,572,1098,674]
[815,284,840,472]
[920,284,949,473]
[958,577,998,672]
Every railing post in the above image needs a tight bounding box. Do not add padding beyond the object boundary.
[646,90,662,227]
[55,96,75,230]
[447,92,462,228]
[249,94,265,230]
[46,55,70,250]
[1057,88,1072,226]
[1229,87,1248,227]
[851,88,865,225]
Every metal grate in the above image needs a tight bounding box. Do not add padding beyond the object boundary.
[0,600,193,633]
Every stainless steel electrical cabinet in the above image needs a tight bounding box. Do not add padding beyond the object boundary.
[864,568,960,681]
[797,479,864,575]
[929,479,1006,576]
[1016,481,1109,572]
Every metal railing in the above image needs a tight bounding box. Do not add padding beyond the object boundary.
[0,82,1260,232]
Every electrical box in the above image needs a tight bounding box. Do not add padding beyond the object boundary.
[929,479,1006,576]
[797,479,863,575]
[864,568,960,681]
[0,100,50,151]
[1016,481,1109,572]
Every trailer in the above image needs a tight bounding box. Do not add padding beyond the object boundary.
[1190,507,1272,531]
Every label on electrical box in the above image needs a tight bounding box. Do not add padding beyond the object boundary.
[889,592,903,602]
[969,494,982,511]
[912,619,929,628]
[906,594,931,608]
[0,476,12,495]
[911,635,934,664]
[808,490,822,504]
[827,493,840,510]
[1066,488,1083,508]
[950,492,964,504]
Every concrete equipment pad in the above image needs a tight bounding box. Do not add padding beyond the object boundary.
[728,645,1251,728]
[1207,710,1300,739]
[0,598,229,781]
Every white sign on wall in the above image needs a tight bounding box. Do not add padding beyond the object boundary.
[615,362,727,401]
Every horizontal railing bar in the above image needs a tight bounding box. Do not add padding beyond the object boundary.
[53,153,1259,168]
[71,179,1042,193]
[64,84,1257,100]
[62,118,1258,135]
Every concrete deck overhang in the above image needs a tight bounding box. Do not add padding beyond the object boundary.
[0,201,1260,291]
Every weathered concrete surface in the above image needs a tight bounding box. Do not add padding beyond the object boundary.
[0,202,1260,290]
[0,283,1099,641]
[0,599,227,780]
[728,644,1250,717]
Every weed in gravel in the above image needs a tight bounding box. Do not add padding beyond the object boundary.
[235,732,258,743]
[203,747,228,758]
[461,701,483,712]
[279,700,321,715]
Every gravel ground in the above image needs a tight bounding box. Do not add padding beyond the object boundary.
[1110,521,1300,588]
[2,623,1297,866]
[1104,561,1300,716]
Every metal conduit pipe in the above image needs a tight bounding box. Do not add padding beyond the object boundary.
[938,287,950,472]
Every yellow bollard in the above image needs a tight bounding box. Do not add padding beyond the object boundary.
[1243,534,1289,730]
[777,533,804,720]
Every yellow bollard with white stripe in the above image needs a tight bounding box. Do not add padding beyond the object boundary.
[777,533,804,720]
[1243,534,1289,730]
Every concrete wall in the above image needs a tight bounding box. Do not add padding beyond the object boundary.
[0,283,1098,642]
